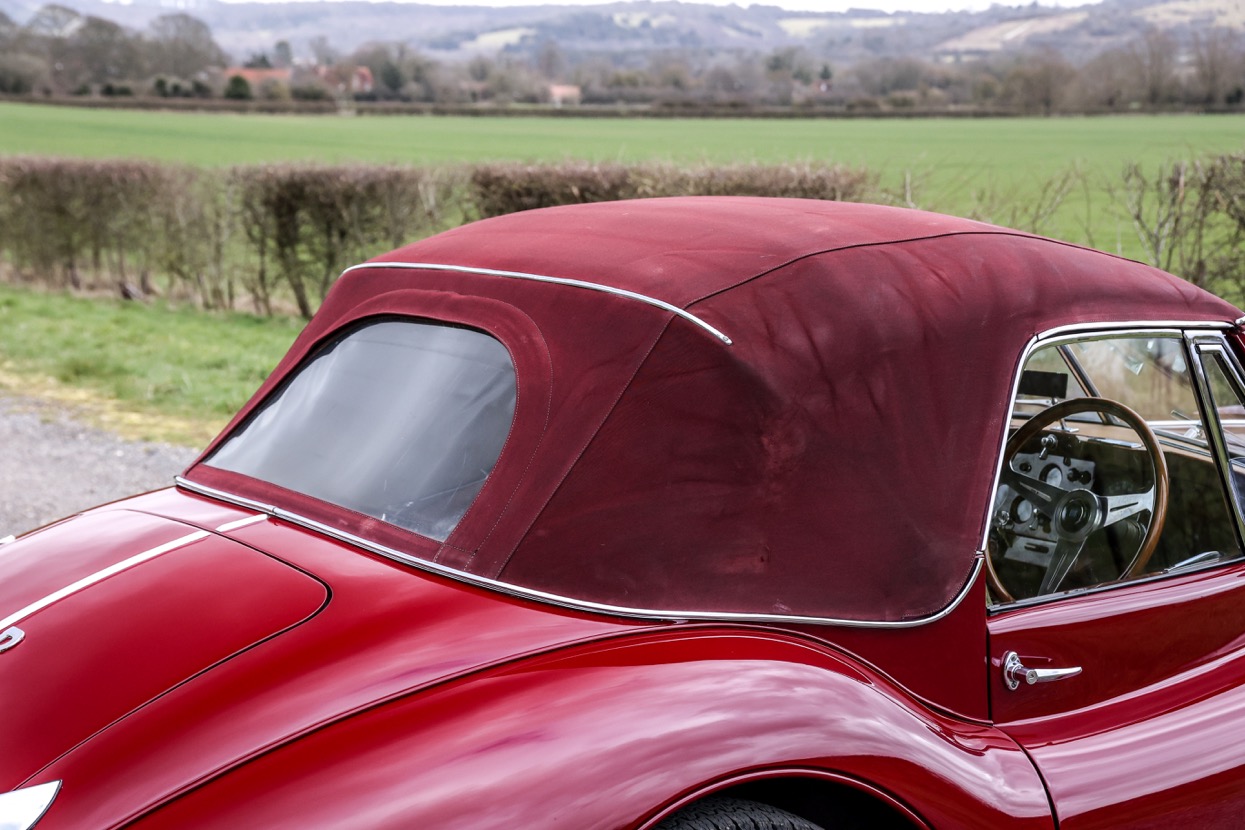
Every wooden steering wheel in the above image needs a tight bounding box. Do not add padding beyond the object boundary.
[986,397,1170,603]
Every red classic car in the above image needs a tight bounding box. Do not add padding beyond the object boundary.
[4,197,1245,829]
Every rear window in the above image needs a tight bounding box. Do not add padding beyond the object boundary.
[205,319,516,541]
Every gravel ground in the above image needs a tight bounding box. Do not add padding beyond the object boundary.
[0,391,199,537]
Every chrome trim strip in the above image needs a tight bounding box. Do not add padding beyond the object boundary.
[1234,315,1245,328]
[1034,320,1231,342]
[1187,337,1245,550]
[0,780,61,830]
[0,530,209,632]
[0,534,14,546]
[342,261,733,346]
[979,328,1041,563]
[215,514,267,533]
[176,476,980,629]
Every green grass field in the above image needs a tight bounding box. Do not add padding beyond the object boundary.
[3,101,1243,250]
[3,101,1241,171]
[0,285,301,444]
[1,102,1243,441]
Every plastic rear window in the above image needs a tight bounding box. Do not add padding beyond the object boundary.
[205,319,516,541]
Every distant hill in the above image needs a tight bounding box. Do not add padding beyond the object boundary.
[4,0,1242,64]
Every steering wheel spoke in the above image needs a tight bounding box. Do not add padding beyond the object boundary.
[1099,487,1155,527]
[1038,538,1086,595]
[1003,466,1065,511]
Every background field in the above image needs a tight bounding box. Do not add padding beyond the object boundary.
[3,102,1244,250]
[1,102,1244,443]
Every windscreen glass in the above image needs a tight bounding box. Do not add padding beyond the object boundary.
[205,319,516,541]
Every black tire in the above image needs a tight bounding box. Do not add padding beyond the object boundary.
[654,796,826,830]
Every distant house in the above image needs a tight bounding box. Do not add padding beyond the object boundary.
[315,65,374,95]
[548,84,582,107]
[223,67,293,89]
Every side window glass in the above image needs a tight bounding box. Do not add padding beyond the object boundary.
[1201,352,1245,510]
[988,335,1242,606]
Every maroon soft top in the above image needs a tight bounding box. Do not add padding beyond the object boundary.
[188,197,1242,623]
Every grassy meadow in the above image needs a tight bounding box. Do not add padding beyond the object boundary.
[0,101,1243,442]
[0,285,301,444]
[3,102,1244,250]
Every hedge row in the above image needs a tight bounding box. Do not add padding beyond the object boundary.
[0,158,876,315]
[470,160,875,217]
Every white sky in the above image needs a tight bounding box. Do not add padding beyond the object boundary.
[217,0,1095,17]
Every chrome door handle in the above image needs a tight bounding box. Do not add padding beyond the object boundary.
[0,626,24,654]
[1003,651,1081,691]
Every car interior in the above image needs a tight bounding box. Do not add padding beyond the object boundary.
[987,334,1245,604]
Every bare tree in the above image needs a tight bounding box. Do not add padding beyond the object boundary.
[1130,29,1180,106]
[147,14,227,80]
[1071,48,1135,110]
[1189,29,1241,105]
[66,16,144,87]
[1001,50,1075,115]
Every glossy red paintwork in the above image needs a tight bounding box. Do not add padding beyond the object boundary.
[5,489,1050,829]
[0,509,328,791]
[121,630,1050,829]
[9,199,1245,829]
[991,558,1245,827]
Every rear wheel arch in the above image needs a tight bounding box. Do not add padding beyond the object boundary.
[642,772,929,830]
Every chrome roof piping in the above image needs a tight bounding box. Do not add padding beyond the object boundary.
[177,475,980,630]
[341,261,733,346]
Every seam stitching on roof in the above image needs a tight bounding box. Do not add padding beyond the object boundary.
[457,305,558,568]
[488,317,676,580]
[683,230,1039,309]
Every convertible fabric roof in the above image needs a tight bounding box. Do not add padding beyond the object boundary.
[190,198,1242,623]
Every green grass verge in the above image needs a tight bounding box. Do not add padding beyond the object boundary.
[0,284,301,446]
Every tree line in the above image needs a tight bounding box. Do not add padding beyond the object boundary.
[1,4,1243,113]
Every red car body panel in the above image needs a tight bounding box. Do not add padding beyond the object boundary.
[4,488,1053,829]
[991,557,1245,827]
[0,508,329,791]
[122,632,1053,830]
[7,198,1245,829]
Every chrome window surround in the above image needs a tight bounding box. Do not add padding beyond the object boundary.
[341,261,733,346]
[175,475,981,630]
[1187,336,1245,550]
[983,320,1238,613]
